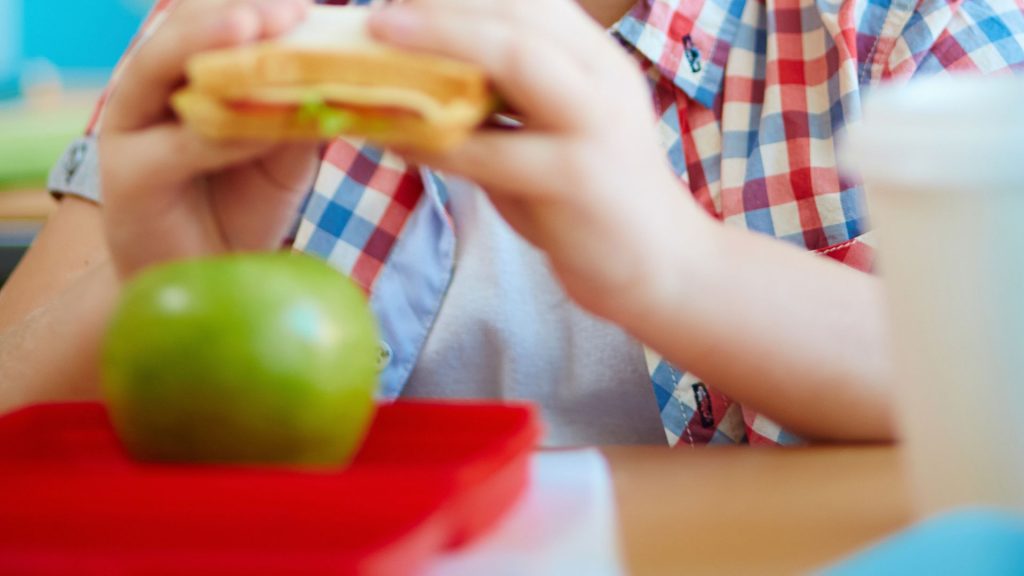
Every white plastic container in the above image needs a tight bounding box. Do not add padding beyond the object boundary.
[845,76,1024,516]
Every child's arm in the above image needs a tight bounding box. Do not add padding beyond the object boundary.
[371,0,894,442]
[0,198,116,412]
[0,0,319,412]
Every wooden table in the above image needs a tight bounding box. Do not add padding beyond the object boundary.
[604,446,913,575]
[0,189,54,285]
[0,189,56,221]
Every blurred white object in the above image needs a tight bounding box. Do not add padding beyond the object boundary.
[844,76,1024,516]
[423,449,626,576]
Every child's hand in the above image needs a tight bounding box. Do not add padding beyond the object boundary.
[100,0,318,278]
[370,0,704,325]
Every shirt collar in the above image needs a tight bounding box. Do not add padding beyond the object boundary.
[613,0,748,108]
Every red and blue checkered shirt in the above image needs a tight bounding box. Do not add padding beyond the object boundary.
[52,0,1024,445]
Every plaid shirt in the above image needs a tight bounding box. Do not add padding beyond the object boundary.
[51,0,1024,446]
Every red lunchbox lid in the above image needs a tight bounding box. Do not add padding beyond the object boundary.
[0,401,540,576]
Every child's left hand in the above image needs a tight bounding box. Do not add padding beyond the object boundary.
[370,0,707,326]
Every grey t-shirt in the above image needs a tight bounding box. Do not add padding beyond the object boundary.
[402,178,665,447]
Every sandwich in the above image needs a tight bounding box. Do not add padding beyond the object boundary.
[172,6,493,151]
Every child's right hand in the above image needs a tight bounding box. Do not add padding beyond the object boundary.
[100,0,319,279]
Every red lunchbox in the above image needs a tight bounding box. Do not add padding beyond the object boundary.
[0,402,540,575]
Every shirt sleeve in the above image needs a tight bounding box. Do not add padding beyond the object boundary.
[47,0,177,203]
[810,0,1024,273]
[875,0,1024,81]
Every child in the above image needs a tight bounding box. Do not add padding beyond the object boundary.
[1,0,1021,445]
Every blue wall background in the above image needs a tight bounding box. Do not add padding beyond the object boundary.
[1,0,152,99]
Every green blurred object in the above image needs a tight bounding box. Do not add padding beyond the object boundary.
[0,98,92,190]
[102,252,382,467]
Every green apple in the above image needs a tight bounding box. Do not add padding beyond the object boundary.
[102,252,380,467]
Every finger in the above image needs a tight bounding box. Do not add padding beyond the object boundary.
[370,8,595,130]
[100,124,276,194]
[100,125,276,273]
[399,0,613,71]
[399,131,568,197]
[104,0,311,133]
[209,143,320,251]
[250,0,313,37]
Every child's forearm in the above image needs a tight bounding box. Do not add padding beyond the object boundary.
[0,262,117,414]
[623,205,895,442]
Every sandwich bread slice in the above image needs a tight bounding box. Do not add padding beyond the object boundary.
[172,6,492,151]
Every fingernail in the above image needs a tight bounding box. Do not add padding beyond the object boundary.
[277,0,306,18]
[292,0,312,18]
[369,7,421,41]
[261,0,304,33]
[214,6,262,44]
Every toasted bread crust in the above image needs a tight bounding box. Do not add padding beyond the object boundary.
[172,89,478,151]
[177,42,492,150]
[187,45,489,111]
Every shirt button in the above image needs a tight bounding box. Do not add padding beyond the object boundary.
[376,341,393,372]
